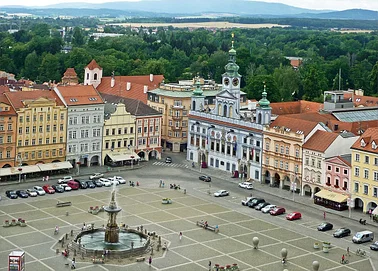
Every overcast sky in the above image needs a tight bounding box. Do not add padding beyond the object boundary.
[2,0,378,11]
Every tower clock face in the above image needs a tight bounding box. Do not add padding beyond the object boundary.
[224,78,230,86]
[232,78,239,86]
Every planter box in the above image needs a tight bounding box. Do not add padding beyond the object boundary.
[314,243,320,249]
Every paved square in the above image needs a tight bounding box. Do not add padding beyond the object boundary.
[0,185,372,271]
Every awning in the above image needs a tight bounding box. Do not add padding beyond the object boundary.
[0,167,20,177]
[38,161,73,171]
[107,152,140,162]
[314,190,348,203]
[373,207,378,215]
[17,165,41,174]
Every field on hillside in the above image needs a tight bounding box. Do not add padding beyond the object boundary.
[109,21,290,29]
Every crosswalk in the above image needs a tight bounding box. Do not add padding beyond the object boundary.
[152,161,189,168]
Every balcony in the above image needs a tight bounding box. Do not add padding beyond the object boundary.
[172,115,183,120]
[171,104,185,110]
[171,126,182,131]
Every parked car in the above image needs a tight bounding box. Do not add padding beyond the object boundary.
[270,207,286,216]
[58,176,73,184]
[241,197,255,206]
[26,189,38,197]
[333,228,351,238]
[238,182,253,189]
[74,180,88,189]
[248,198,265,208]
[60,184,72,191]
[89,173,104,180]
[165,157,172,163]
[109,176,126,184]
[99,178,112,187]
[33,186,46,195]
[94,179,104,187]
[317,222,333,231]
[262,204,276,213]
[52,185,65,193]
[6,190,18,199]
[199,175,211,182]
[16,190,29,198]
[214,190,229,197]
[108,178,120,186]
[370,241,378,251]
[286,212,302,221]
[255,202,270,211]
[86,180,96,188]
[352,230,374,244]
[67,180,79,190]
[42,185,55,194]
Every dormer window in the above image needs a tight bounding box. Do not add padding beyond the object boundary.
[373,141,377,150]
[361,139,366,147]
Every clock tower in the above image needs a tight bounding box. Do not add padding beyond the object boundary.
[222,35,241,112]
[191,79,205,111]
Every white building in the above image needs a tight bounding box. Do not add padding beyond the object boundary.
[187,43,271,181]
[54,85,105,167]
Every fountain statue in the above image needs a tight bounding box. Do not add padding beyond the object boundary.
[104,189,122,243]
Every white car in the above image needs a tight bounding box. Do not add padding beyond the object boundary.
[60,184,72,191]
[241,197,254,206]
[214,190,229,197]
[33,186,46,195]
[108,178,120,186]
[89,173,104,180]
[238,182,253,190]
[109,176,126,184]
[262,204,276,213]
[58,176,73,184]
[99,178,112,187]
[26,189,38,197]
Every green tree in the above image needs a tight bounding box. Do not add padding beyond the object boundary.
[39,53,62,83]
[302,65,328,101]
[72,27,85,46]
[22,51,40,80]
[273,66,300,101]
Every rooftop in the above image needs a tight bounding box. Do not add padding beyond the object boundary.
[351,127,378,154]
[270,100,323,115]
[55,85,104,106]
[4,90,64,110]
[302,130,338,152]
[85,59,102,70]
[332,108,378,122]
[269,115,320,137]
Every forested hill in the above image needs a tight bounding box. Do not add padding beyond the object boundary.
[296,9,378,20]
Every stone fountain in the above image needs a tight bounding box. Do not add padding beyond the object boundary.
[104,189,122,243]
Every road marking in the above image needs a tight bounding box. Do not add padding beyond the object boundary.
[152,162,189,168]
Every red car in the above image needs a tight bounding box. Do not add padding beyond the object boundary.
[286,212,302,220]
[42,185,55,194]
[270,207,285,216]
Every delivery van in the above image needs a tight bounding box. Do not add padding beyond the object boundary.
[352,230,374,244]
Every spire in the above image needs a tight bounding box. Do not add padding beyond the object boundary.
[258,83,271,108]
[224,33,239,77]
[192,78,204,96]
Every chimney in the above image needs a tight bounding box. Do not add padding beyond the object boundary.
[334,124,339,131]
[126,82,131,91]
[111,77,115,88]
[150,74,153,82]
[143,85,148,94]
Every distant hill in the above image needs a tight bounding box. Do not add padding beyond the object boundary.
[296,9,378,20]
[2,0,330,16]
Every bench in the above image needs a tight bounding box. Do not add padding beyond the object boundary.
[136,257,145,262]
[56,201,72,207]
[196,221,219,233]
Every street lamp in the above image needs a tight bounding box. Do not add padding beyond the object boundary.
[18,168,22,183]
[291,180,297,202]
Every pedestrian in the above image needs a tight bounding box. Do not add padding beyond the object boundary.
[42,176,45,182]
[347,247,350,256]
[179,231,182,240]
[208,260,212,271]
[323,211,326,220]
[369,208,372,219]
[46,175,49,181]
[148,256,152,266]
[162,181,165,188]
[341,254,345,264]
[159,179,162,188]
[71,257,76,269]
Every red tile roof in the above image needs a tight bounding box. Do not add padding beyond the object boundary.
[85,59,102,70]
[0,85,10,94]
[63,68,77,77]
[4,90,64,110]
[0,93,16,115]
[303,130,338,152]
[343,93,378,107]
[269,115,320,137]
[55,85,104,106]
[351,127,378,154]
[97,75,164,104]
[270,100,323,115]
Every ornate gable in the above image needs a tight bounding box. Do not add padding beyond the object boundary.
[216,89,236,100]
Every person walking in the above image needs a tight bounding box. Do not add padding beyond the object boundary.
[148,256,152,266]
[323,211,326,220]
[341,254,345,264]
[347,247,350,256]
[208,260,212,271]
[71,257,76,269]
[179,231,182,241]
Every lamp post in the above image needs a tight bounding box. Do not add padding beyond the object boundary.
[18,168,22,183]
[291,179,297,202]
[199,153,202,173]
[130,156,134,169]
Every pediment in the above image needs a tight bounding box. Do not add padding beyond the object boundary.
[216,90,236,99]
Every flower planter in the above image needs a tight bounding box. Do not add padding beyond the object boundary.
[326,183,331,186]
[322,242,331,248]
[314,242,319,249]
[323,246,329,253]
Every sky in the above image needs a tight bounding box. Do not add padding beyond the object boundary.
[2,0,378,11]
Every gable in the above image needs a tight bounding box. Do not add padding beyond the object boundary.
[216,89,236,99]
[325,156,350,167]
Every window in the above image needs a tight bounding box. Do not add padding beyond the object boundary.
[364,185,369,195]
[285,162,289,170]
[46,138,50,144]
[26,115,30,122]
[93,128,101,137]
[285,146,289,155]
[80,143,88,152]
[280,146,284,154]
[275,144,279,152]
[280,161,283,168]
[317,160,321,169]
[60,113,64,120]
[294,164,299,173]
[354,182,359,193]
[311,159,315,167]
[38,138,42,144]
[32,126,36,134]
[265,156,269,165]
[354,167,360,177]
[112,128,116,135]
[81,130,89,138]
[19,116,23,123]
[336,167,340,173]
[25,127,29,134]
[6,150,10,158]
[375,158,378,166]
[39,115,43,122]
[54,114,57,120]
[92,142,100,151]
[53,124,57,132]
[38,150,42,158]
[7,136,11,143]
[0,137,3,143]
[47,114,50,121]
[317,175,321,183]
[124,128,128,134]
[130,127,134,134]
[305,157,309,166]
[60,124,64,131]
[374,187,378,197]
[18,140,21,146]
[265,142,270,150]
[45,150,49,157]
[274,160,278,168]
[33,115,36,122]
[25,139,29,146]
[60,136,63,143]
[355,153,360,162]
[364,169,369,179]
[138,127,142,134]
[7,123,12,130]
[344,169,348,175]
[53,137,57,143]
[182,131,187,138]
[39,126,43,133]
[18,127,22,134]
[46,125,50,132]
[105,142,109,149]
[374,171,378,181]
[295,148,299,158]
[365,156,370,164]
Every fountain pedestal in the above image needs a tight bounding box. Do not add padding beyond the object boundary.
[104,190,122,243]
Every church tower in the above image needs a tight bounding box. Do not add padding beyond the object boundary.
[84,59,103,88]
[256,84,272,125]
[191,79,205,111]
[222,34,241,112]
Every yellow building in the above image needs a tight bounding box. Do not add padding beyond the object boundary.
[5,90,67,165]
[262,115,325,194]
[148,78,248,152]
[351,127,378,212]
[102,97,136,166]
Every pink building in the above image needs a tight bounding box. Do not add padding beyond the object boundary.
[325,155,351,193]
